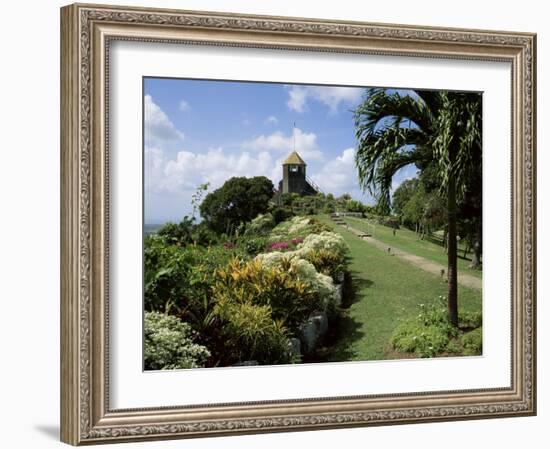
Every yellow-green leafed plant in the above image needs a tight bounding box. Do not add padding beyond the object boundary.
[213,258,321,332]
[214,300,291,365]
[302,249,346,282]
[255,252,337,307]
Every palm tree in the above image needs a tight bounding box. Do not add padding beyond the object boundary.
[354,88,481,326]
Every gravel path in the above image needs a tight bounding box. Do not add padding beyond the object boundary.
[340,222,482,291]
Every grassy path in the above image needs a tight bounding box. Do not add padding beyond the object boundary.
[342,221,482,290]
[316,215,482,362]
[344,216,483,279]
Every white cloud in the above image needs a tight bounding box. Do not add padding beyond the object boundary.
[287,87,309,113]
[286,86,364,114]
[265,115,279,125]
[308,147,416,203]
[145,146,281,198]
[178,99,190,112]
[308,147,372,203]
[243,128,324,161]
[144,95,184,145]
[310,148,357,195]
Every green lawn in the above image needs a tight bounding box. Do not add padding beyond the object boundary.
[343,216,482,279]
[315,215,482,362]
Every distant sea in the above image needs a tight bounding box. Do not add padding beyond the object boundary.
[144,224,164,236]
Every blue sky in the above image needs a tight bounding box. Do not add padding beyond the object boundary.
[144,78,418,224]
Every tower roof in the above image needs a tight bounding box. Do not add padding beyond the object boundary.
[282,151,306,165]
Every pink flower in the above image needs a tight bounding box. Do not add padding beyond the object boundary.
[268,241,290,251]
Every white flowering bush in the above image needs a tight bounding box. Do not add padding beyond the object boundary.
[144,312,210,370]
[295,231,348,259]
[268,216,331,243]
[288,216,313,234]
[256,252,337,307]
[255,251,287,267]
[290,257,337,306]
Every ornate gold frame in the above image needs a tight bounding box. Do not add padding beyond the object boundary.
[60,3,536,445]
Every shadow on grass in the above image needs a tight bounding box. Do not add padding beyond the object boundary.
[340,269,372,308]
[306,270,372,363]
[423,234,474,262]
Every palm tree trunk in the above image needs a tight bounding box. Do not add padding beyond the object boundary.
[447,178,459,327]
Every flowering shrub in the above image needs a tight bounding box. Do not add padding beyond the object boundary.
[288,216,313,234]
[268,216,331,243]
[268,241,290,252]
[295,231,348,259]
[144,312,210,370]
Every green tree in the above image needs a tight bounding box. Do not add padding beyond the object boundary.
[354,88,481,326]
[200,176,274,235]
[392,178,419,216]
[345,199,366,213]
[401,187,427,233]
[157,216,195,246]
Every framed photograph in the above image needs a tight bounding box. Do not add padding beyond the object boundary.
[60,3,536,445]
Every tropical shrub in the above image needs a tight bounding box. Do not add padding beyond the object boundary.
[271,207,292,224]
[390,322,451,357]
[461,327,482,355]
[390,301,459,357]
[302,249,346,282]
[213,301,292,365]
[144,237,245,316]
[157,217,195,246]
[238,236,269,256]
[390,300,482,358]
[191,222,221,246]
[213,258,322,332]
[243,213,275,237]
[144,235,192,312]
[255,252,337,309]
[144,312,210,370]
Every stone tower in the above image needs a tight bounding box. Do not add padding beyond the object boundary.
[280,151,317,195]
